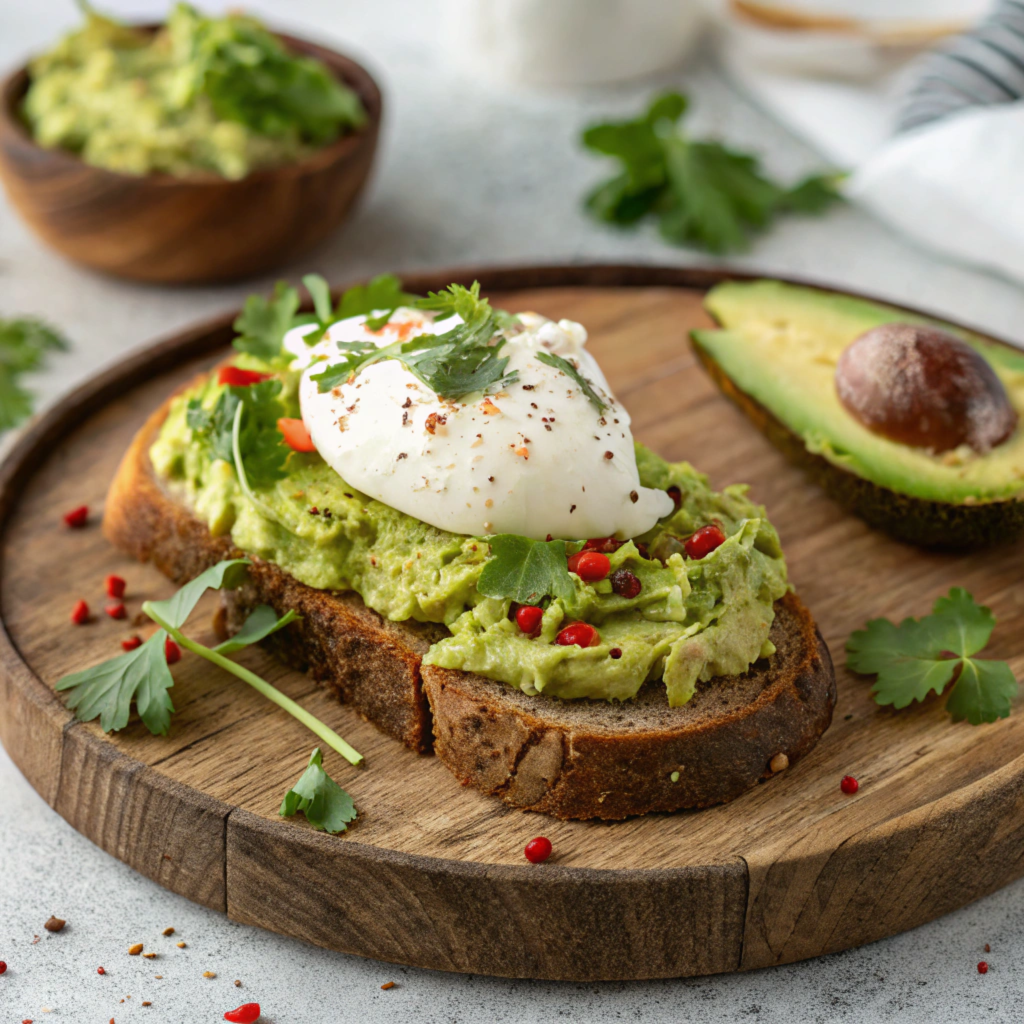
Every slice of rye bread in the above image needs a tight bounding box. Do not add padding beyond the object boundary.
[104,380,837,819]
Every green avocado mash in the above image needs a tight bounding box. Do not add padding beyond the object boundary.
[22,4,366,180]
[150,361,788,707]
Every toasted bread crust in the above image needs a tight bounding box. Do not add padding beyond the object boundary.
[691,337,1024,549]
[422,592,835,819]
[104,378,836,816]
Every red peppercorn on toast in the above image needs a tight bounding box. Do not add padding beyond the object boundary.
[104,377,836,820]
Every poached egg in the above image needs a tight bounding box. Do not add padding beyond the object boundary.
[289,308,674,540]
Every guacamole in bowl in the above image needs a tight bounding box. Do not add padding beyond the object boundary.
[22,3,367,179]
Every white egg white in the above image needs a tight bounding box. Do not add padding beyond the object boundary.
[290,309,675,540]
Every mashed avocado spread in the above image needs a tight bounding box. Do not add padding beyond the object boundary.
[23,4,366,179]
[150,360,788,707]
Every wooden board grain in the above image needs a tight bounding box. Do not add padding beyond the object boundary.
[2,265,1024,981]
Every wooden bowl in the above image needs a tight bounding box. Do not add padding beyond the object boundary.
[0,32,382,284]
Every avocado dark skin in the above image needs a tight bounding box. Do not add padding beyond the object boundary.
[692,340,1024,549]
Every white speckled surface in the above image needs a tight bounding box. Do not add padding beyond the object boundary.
[1,2,1023,1021]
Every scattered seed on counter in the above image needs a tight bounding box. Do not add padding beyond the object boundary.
[161,928,175,937]
[234,980,242,987]
[154,976,162,980]
[0,961,6,974]
[381,982,396,990]
[203,971,216,978]
[176,942,186,949]
[97,967,105,975]
[128,944,143,956]
[142,952,157,960]
[985,943,992,952]
[43,917,65,933]
[142,1001,152,1007]
[63,505,89,528]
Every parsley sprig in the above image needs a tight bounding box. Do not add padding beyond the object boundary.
[0,317,68,432]
[311,282,520,401]
[56,559,363,763]
[846,588,1018,725]
[477,536,575,605]
[280,747,357,834]
[536,351,607,413]
[582,91,843,253]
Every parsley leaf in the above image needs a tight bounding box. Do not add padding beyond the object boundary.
[846,588,1018,725]
[311,281,519,401]
[536,351,607,413]
[0,317,68,432]
[188,379,287,487]
[232,281,301,363]
[147,559,252,630]
[56,631,175,735]
[334,273,418,323]
[478,535,575,605]
[214,604,300,655]
[582,91,843,254]
[279,747,357,834]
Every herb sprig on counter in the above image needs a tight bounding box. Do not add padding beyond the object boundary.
[846,588,1018,725]
[311,281,521,401]
[0,317,68,432]
[57,559,363,763]
[280,747,357,834]
[581,91,843,254]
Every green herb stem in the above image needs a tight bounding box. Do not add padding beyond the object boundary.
[144,603,364,766]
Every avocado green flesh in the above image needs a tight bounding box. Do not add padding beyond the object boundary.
[693,280,1024,506]
[150,376,788,706]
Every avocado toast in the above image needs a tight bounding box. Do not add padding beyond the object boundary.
[103,278,836,820]
[692,281,1024,547]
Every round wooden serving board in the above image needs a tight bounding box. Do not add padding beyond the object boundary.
[3,265,1024,983]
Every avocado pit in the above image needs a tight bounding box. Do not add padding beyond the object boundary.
[835,323,1018,454]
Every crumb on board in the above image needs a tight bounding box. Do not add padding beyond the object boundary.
[43,917,65,933]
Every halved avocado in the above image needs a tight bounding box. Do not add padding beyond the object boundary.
[691,280,1024,548]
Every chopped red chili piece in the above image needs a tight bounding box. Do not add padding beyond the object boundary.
[63,505,89,529]
[567,550,611,582]
[70,599,90,625]
[610,568,642,599]
[555,621,598,648]
[105,574,126,599]
[515,605,544,636]
[277,417,316,453]
[105,602,127,620]
[164,638,182,664]
[121,636,143,652]
[217,366,271,387]
[223,1004,261,1024]
[582,537,623,554]
[684,525,726,560]
[524,837,552,864]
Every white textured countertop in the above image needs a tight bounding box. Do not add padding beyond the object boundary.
[2,2,1023,1022]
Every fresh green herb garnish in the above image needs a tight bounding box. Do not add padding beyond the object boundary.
[232,282,302,364]
[477,535,575,605]
[535,351,607,413]
[846,588,1018,725]
[57,559,362,764]
[187,379,288,487]
[311,281,520,401]
[0,317,68,432]
[280,747,357,834]
[582,91,843,253]
[334,273,418,329]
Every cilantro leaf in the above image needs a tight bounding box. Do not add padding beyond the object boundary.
[188,379,288,487]
[279,747,357,833]
[846,588,1017,725]
[581,91,843,253]
[478,535,575,605]
[147,559,251,630]
[334,273,418,322]
[0,317,68,432]
[535,351,607,413]
[232,282,300,362]
[312,281,519,401]
[56,631,174,735]
[303,273,334,326]
[214,604,300,655]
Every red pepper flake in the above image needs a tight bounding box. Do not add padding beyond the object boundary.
[555,621,598,648]
[164,638,182,665]
[582,537,623,554]
[567,551,610,582]
[425,412,447,435]
[217,366,271,387]
[684,525,726,560]
[223,1002,261,1023]
[105,575,127,599]
[308,506,320,516]
[105,602,127,620]
[71,599,90,625]
[978,961,989,974]
[121,636,142,651]
[984,943,991,953]
[603,451,614,460]
[524,837,552,864]
[840,775,859,795]
[629,490,639,504]
[63,505,89,528]
[97,966,105,975]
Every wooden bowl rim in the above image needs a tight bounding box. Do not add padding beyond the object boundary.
[0,24,383,188]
